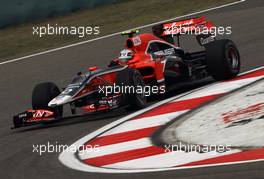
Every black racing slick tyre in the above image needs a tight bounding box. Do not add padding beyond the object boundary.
[32,82,63,118]
[117,68,147,110]
[205,39,240,80]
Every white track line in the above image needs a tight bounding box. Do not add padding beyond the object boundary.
[0,0,245,66]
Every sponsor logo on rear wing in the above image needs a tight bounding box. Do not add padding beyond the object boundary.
[162,16,215,36]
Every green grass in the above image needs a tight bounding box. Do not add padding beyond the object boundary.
[0,0,234,61]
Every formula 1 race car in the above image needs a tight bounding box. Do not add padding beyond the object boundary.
[12,16,240,128]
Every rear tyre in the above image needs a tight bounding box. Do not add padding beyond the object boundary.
[205,39,240,80]
[117,68,147,110]
[32,82,63,118]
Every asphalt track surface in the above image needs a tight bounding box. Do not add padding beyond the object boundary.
[0,0,264,178]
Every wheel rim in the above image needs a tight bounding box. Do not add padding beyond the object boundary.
[227,47,239,71]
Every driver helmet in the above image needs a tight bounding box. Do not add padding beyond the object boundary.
[118,49,134,62]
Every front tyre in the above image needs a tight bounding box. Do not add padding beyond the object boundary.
[32,82,63,118]
[117,68,147,110]
[205,39,240,80]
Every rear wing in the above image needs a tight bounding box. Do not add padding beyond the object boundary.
[152,16,216,46]
[161,16,215,36]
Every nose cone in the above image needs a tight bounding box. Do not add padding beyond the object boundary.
[48,95,71,107]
